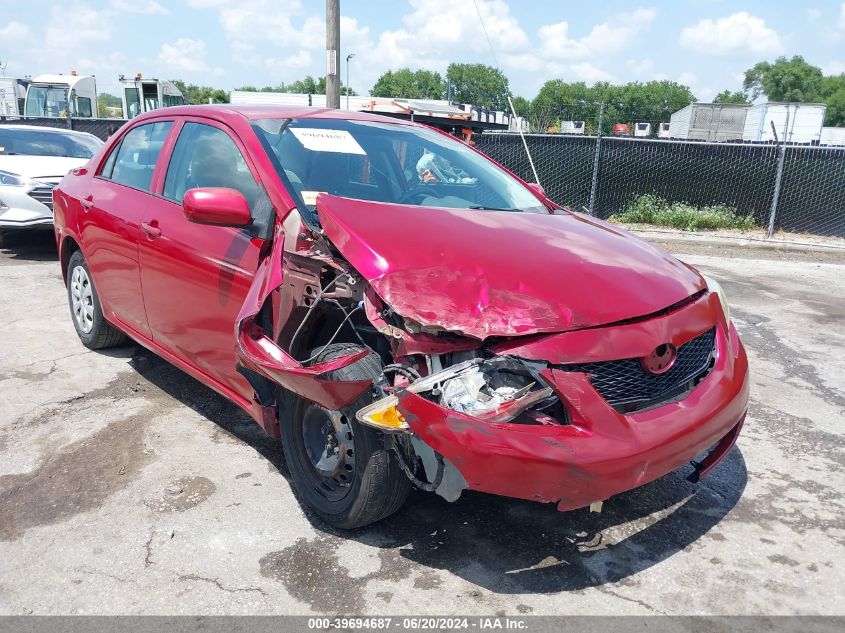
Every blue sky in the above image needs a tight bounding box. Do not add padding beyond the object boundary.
[2,1,844,102]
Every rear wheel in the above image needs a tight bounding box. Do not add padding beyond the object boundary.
[66,250,126,349]
[281,343,411,529]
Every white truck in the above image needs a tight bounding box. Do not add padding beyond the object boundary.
[120,74,185,119]
[25,72,98,118]
[0,77,30,116]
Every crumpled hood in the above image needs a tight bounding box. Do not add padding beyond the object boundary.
[0,155,88,182]
[317,194,706,339]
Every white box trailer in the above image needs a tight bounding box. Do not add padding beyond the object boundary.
[0,78,30,116]
[668,103,749,142]
[560,120,585,134]
[634,122,651,137]
[742,103,826,143]
[820,126,845,146]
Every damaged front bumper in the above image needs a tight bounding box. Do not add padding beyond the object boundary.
[360,297,750,511]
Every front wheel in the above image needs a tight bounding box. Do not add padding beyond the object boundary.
[281,343,411,529]
[66,250,126,349]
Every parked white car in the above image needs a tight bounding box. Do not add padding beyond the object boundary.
[0,125,102,239]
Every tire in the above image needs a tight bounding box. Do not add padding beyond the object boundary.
[281,343,411,529]
[66,250,126,350]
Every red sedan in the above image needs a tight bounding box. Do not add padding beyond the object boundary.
[53,105,749,528]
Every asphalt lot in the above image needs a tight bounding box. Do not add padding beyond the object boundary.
[0,231,843,615]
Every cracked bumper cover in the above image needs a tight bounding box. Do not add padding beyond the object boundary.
[396,320,749,511]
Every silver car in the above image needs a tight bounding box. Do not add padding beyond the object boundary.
[0,125,103,242]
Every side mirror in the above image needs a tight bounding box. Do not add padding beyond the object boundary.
[527,182,546,199]
[183,188,251,227]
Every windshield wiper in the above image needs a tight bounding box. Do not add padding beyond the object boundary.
[468,205,520,212]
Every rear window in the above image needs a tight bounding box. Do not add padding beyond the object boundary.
[0,127,102,158]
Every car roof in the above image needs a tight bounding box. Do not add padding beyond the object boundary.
[0,124,101,140]
[129,104,414,127]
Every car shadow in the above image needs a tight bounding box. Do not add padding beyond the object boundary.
[0,230,58,262]
[125,345,747,594]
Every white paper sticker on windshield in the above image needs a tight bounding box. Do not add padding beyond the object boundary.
[290,127,366,155]
[300,191,325,206]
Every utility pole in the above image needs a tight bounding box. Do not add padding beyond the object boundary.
[325,0,340,109]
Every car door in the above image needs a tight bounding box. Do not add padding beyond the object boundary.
[138,118,267,402]
[80,120,174,339]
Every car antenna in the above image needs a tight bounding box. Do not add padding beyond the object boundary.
[471,0,541,187]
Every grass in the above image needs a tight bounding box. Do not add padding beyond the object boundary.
[610,194,756,231]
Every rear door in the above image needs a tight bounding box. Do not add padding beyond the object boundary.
[138,118,267,401]
[80,119,174,338]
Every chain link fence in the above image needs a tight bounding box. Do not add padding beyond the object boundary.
[0,115,127,140]
[3,114,843,238]
[476,132,845,238]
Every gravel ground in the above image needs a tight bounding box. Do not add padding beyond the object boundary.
[0,231,843,616]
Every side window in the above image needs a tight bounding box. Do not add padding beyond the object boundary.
[107,121,172,192]
[76,97,92,118]
[163,122,260,210]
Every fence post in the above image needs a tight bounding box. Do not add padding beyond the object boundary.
[766,144,787,238]
[587,103,604,215]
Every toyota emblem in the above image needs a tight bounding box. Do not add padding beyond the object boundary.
[641,343,677,375]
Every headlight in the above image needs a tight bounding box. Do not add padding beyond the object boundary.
[356,357,555,432]
[702,274,730,324]
[0,170,31,187]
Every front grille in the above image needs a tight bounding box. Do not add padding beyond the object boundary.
[27,185,54,211]
[557,328,717,413]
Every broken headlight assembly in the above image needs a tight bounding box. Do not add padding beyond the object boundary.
[356,356,560,432]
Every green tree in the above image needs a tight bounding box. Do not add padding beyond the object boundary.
[742,56,823,102]
[235,76,356,96]
[445,63,509,110]
[713,90,749,104]
[509,95,530,117]
[529,79,694,133]
[97,92,122,118]
[171,80,229,105]
[820,74,845,126]
[370,68,446,99]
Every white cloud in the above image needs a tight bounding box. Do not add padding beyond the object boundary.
[158,38,209,72]
[807,8,821,21]
[265,50,313,74]
[679,12,783,55]
[536,8,656,61]
[111,0,169,15]
[45,5,111,50]
[839,3,845,29]
[824,61,845,75]
[0,20,29,40]
[626,58,668,81]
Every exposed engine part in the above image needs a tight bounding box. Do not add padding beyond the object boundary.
[390,435,444,492]
[382,363,422,382]
[410,436,467,502]
[303,302,365,364]
[288,272,345,353]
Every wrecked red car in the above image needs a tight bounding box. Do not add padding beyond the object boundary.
[53,105,749,528]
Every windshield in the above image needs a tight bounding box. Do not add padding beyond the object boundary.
[26,86,70,117]
[252,118,547,216]
[0,127,102,158]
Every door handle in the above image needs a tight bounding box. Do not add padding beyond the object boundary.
[80,195,94,210]
[140,221,161,238]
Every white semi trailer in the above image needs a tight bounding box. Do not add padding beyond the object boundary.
[24,72,98,118]
[120,74,185,119]
[0,77,30,116]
